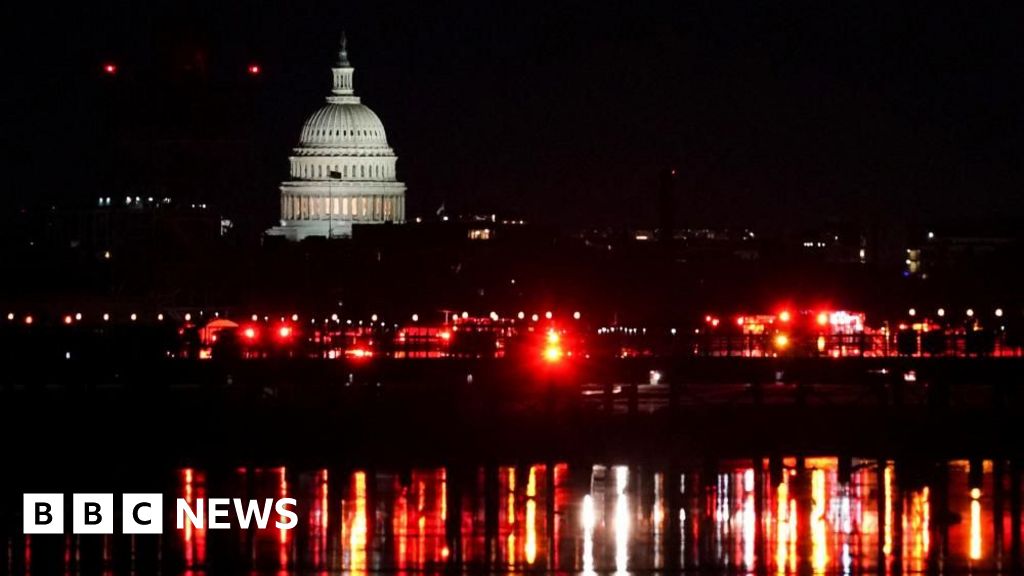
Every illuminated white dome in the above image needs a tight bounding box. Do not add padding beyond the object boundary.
[297,104,390,149]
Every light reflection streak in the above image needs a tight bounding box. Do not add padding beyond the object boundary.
[883,464,893,558]
[393,484,409,569]
[582,494,596,576]
[839,484,852,575]
[969,487,982,560]
[653,473,665,569]
[775,477,793,575]
[181,468,206,568]
[525,466,538,565]
[906,487,930,572]
[743,469,755,571]
[350,471,368,574]
[811,468,827,572]
[614,466,629,575]
[506,467,516,568]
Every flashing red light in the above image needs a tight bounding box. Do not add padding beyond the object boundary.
[778,310,792,323]
[711,318,720,327]
[736,316,745,326]
[103,63,117,75]
[243,327,257,340]
[346,348,372,359]
[278,326,292,339]
[816,312,829,326]
[248,64,261,75]
[439,331,452,341]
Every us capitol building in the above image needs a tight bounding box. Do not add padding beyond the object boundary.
[268,34,406,240]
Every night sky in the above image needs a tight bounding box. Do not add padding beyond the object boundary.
[2,1,1021,232]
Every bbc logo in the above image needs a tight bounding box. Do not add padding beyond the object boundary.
[24,494,163,534]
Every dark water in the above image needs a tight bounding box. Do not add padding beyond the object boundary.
[9,458,1022,574]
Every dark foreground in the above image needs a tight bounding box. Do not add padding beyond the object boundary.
[2,357,1023,574]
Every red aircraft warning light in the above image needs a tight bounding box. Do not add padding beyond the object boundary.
[247,64,261,75]
[103,63,117,75]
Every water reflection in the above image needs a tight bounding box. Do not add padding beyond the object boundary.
[7,458,1022,574]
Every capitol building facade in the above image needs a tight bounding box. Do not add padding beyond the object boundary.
[268,35,406,240]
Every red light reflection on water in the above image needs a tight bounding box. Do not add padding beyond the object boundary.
[149,459,1003,574]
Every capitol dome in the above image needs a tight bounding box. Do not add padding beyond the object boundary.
[297,103,390,149]
[267,33,406,241]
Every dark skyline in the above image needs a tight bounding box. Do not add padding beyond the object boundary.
[3,1,1021,232]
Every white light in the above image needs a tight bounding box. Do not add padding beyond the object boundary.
[937,308,945,317]
[517,311,525,320]
[489,311,499,321]
[531,314,539,322]
[581,494,595,531]
[411,313,419,322]
[103,313,110,321]
[995,308,1004,317]
[545,311,553,319]
[573,311,581,320]
[5,313,13,321]
[75,312,82,321]
[461,311,469,319]
[331,314,339,322]
[252,314,259,321]
[908,308,916,317]
[291,313,299,322]
[157,313,164,321]
[371,314,378,322]
[65,352,71,360]
[184,313,191,322]
[966,308,974,317]
[928,231,935,239]
[670,328,677,335]
[130,313,137,321]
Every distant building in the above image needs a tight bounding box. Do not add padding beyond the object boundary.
[268,34,406,240]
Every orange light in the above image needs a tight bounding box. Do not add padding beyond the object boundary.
[543,345,563,362]
[775,334,790,349]
[779,310,791,323]
[816,312,828,326]
[546,329,560,345]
